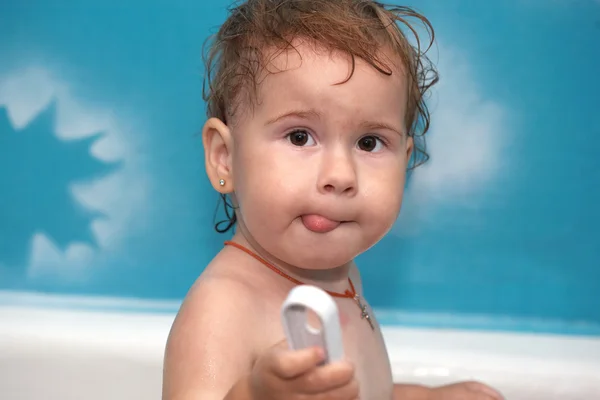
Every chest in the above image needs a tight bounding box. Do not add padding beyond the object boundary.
[257,295,394,400]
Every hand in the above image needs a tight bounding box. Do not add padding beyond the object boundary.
[429,381,504,400]
[249,340,359,400]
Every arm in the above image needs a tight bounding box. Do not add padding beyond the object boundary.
[223,375,253,400]
[394,382,505,400]
[393,384,431,400]
[162,279,259,400]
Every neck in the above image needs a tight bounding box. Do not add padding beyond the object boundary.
[229,231,353,294]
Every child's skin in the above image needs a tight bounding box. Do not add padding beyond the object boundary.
[162,40,504,400]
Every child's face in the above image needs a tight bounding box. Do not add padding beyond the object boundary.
[227,42,412,269]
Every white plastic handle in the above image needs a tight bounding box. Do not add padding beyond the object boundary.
[280,285,344,364]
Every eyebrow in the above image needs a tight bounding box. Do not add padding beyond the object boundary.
[265,108,322,125]
[265,108,404,136]
[361,121,405,136]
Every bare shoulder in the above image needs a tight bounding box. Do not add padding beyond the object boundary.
[163,255,264,400]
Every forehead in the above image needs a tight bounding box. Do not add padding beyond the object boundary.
[237,40,408,129]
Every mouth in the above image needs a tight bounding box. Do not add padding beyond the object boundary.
[300,214,345,234]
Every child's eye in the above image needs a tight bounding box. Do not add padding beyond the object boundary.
[287,129,316,147]
[357,135,384,152]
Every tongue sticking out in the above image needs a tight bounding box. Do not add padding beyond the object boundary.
[301,214,341,233]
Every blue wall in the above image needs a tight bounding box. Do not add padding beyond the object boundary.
[1,0,599,335]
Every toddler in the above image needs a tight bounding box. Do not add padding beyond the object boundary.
[163,1,504,399]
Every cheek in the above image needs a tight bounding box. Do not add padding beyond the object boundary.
[232,146,305,227]
[232,144,277,193]
[234,142,311,197]
[362,166,406,219]
[364,158,406,193]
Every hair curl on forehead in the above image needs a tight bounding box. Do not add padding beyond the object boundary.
[203,0,438,168]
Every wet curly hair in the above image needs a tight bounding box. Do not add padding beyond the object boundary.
[202,0,439,233]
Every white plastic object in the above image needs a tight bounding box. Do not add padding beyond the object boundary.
[281,285,344,364]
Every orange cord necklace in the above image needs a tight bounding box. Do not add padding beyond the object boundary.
[224,240,374,330]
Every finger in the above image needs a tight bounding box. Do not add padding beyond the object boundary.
[269,346,324,379]
[295,360,355,394]
[466,381,505,400]
[270,337,289,350]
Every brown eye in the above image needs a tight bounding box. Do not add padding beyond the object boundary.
[358,136,382,152]
[287,130,315,146]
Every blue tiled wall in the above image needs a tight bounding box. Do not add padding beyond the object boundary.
[1,0,599,334]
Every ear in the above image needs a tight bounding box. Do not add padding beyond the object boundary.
[405,135,414,168]
[202,117,234,193]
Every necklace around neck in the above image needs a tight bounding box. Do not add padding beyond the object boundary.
[223,240,374,330]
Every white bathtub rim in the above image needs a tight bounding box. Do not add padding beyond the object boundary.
[1,305,599,377]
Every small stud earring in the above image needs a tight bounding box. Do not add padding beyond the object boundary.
[219,179,225,186]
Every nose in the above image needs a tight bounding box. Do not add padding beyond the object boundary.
[317,148,357,196]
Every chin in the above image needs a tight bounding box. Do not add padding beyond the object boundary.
[309,253,354,269]
[294,255,353,271]
[286,241,362,269]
